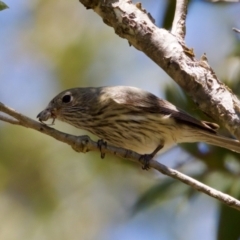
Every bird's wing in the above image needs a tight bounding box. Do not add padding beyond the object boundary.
[110,87,219,134]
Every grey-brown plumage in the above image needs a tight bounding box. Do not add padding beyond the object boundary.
[37,86,240,155]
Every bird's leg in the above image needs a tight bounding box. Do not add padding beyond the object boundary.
[97,139,107,159]
[140,144,163,170]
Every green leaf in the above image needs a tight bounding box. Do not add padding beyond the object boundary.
[217,204,240,240]
[0,1,9,11]
[217,180,240,239]
[161,0,175,29]
[161,0,193,29]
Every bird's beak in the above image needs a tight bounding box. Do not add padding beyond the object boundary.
[37,108,57,125]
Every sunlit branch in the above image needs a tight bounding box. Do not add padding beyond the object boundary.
[171,0,188,39]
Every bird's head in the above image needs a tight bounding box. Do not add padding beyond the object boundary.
[36,88,100,125]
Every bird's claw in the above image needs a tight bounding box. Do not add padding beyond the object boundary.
[139,144,163,170]
[97,139,107,159]
[139,154,153,170]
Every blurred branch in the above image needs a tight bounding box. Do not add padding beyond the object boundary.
[233,27,240,33]
[171,0,188,39]
[79,0,240,141]
[0,115,19,124]
[1,101,240,211]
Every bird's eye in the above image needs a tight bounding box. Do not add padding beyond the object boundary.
[62,94,72,103]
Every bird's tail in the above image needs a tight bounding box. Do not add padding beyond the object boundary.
[197,131,240,153]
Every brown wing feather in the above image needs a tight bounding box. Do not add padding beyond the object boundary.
[109,86,219,134]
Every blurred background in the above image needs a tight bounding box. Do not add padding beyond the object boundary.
[0,0,240,239]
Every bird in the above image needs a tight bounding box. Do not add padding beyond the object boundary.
[37,86,240,160]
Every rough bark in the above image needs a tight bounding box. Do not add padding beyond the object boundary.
[79,0,240,140]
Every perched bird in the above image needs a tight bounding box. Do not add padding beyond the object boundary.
[37,86,240,158]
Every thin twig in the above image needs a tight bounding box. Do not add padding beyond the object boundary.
[171,0,188,39]
[1,101,240,211]
[0,115,19,125]
[233,27,240,33]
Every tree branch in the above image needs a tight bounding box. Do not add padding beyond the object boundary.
[1,101,240,211]
[171,0,188,39]
[0,115,19,125]
[79,0,240,140]
[233,27,240,33]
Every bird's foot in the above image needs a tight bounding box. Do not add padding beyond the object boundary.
[139,154,153,170]
[97,139,107,159]
[139,144,163,170]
